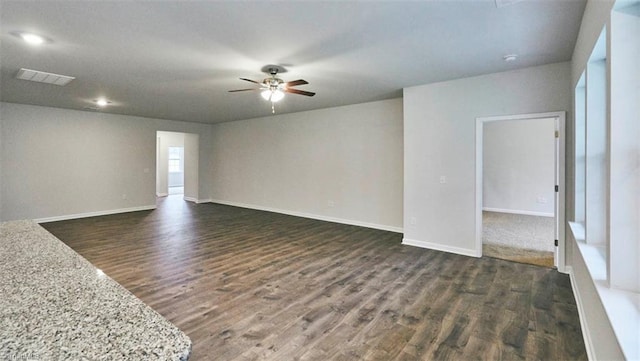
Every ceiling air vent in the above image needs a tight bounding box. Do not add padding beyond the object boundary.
[16,68,75,86]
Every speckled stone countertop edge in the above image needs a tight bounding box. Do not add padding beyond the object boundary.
[0,220,192,361]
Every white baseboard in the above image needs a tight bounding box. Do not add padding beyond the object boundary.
[156,193,168,197]
[483,207,554,217]
[197,198,212,204]
[566,266,596,361]
[34,205,157,223]
[401,238,481,258]
[183,196,198,203]
[209,199,403,233]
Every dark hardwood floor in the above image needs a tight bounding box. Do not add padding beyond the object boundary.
[42,196,587,361]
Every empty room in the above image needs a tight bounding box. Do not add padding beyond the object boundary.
[1,0,638,360]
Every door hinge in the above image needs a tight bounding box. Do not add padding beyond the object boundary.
[554,239,559,247]
[555,130,559,138]
[555,185,559,192]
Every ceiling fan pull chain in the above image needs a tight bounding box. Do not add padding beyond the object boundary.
[271,102,275,114]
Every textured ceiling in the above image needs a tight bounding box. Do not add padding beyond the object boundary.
[0,0,586,124]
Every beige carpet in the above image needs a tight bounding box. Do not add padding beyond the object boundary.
[483,211,555,268]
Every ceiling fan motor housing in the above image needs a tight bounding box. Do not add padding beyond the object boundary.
[264,77,284,90]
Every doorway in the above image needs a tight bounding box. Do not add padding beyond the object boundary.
[156,131,199,202]
[168,146,184,195]
[475,112,565,270]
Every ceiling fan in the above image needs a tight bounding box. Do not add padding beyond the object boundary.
[229,66,315,113]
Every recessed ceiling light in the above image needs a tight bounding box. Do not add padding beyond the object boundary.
[95,99,111,107]
[22,33,45,45]
[11,31,50,45]
[503,54,518,62]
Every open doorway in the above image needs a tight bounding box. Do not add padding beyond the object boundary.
[156,131,199,202]
[168,146,184,195]
[475,112,565,270]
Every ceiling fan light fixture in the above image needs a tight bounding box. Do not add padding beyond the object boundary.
[271,90,285,102]
[261,89,285,102]
[230,66,313,111]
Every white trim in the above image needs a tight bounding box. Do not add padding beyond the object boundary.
[482,207,554,217]
[476,117,484,259]
[34,205,157,223]
[476,112,566,123]
[401,238,480,258]
[571,224,640,361]
[183,196,198,203]
[557,113,566,272]
[210,199,403,233]
[475,111,566,272]
[156,192,168,197]
[566,265,596,361]
[196,198,212,204]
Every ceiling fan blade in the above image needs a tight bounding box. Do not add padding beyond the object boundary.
[240,77,262,85]
[228,88,258,92]
[285,79,308,87]
[284,88,316,97]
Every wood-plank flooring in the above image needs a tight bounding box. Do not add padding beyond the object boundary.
[41,196,587,361]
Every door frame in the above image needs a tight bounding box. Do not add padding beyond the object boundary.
[475,111,566,272]
[156,131,199,203]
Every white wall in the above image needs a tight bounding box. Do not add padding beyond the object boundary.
[0,102,212,221]
[156,131,185,195]
[483,117,556,216]
[0,115,3,215]
[403,62,570,256]
[183,133,199,202]
[209,98,403,231]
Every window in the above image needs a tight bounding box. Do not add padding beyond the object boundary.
[168,147,183,173]
[570,3,639,358]
[608,3,639,292]
[573,4,639,293]
[574,73,586,224]
[585,29,607,247]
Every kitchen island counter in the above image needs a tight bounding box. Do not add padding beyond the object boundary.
[0,220,191,360]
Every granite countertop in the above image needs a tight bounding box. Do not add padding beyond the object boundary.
[0,220,191,360]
